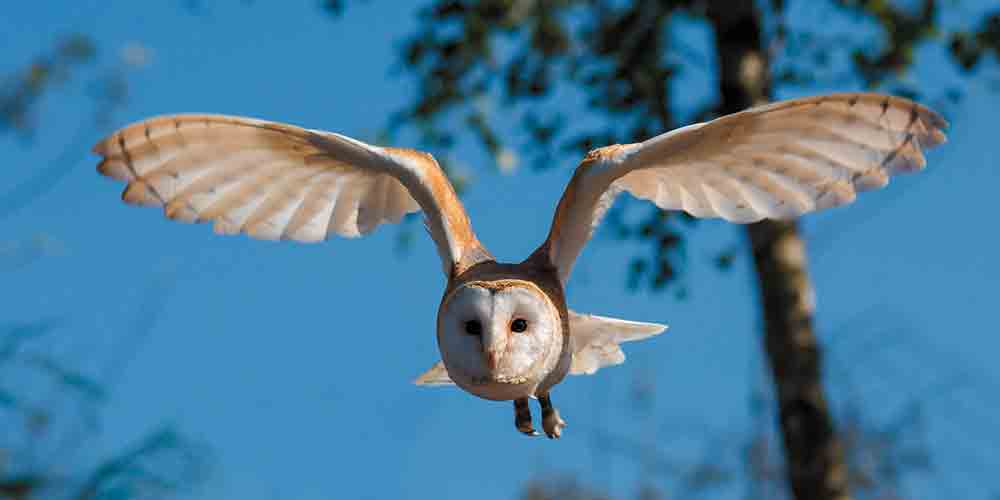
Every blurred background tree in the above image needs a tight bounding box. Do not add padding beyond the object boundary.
[1,34,208,500]
[0,310,209,500]
[0,33,142,220]
[515,307,976,500]
[4,3,998,499]
[350,1,1000,499]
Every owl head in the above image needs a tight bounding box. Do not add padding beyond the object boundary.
[437,280,562,400]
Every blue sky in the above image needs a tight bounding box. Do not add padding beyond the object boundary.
[2,1,999,499]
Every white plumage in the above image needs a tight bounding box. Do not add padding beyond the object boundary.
[93,93,947,439]
[541,93,947,285]
[95,114,474,273]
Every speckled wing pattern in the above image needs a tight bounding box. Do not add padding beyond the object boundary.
[93,114,484,275]
[540,93,949,285]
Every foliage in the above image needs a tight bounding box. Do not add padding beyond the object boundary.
[0,35,145,220]
[521,477,612,500]
[2,35,206,500]
[0,318,208,500]
[0,35,95,139]
[349,1,1000,499]
[321,0,355,16]
[516,334,942,500]
[948,11,1000,71]
[373,0,998,290]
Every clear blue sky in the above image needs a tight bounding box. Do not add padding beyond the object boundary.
[2,2,999,499]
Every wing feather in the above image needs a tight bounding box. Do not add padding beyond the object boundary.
[282,173,340,242]
[537,93,948,285]
[94,114,490,275]
[568,311,667,375]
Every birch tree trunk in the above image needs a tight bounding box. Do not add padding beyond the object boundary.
[706,2,850,498]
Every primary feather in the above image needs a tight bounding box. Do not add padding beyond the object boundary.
[539,93,949,285]
[93,114,488,276]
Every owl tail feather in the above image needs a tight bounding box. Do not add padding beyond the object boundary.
[413,361,454,386]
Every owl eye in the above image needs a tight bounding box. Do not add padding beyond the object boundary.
[510,318,528,333]
[464,320,482,336]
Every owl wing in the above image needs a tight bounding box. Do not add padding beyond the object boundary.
[94,114,489,276]
[536,93,949,285]
[568,311,666,375]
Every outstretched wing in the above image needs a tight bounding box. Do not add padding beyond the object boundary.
[94,114,490,276]
[537,93,949,285]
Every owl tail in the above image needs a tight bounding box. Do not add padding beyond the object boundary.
[413,361,454,386]
[567,311,667,375]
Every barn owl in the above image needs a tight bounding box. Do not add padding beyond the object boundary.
[93,93,947,439]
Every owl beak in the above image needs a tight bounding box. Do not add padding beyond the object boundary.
[484,349,501,371]
[481,324,505,371]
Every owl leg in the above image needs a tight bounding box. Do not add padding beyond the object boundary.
[538,393,567,439]
[514,398,539,436]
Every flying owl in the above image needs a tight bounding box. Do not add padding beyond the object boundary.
[93,93,947,439]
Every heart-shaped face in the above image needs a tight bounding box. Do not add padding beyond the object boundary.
[437,280,562,400]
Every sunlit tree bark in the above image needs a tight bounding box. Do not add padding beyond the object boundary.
[707,2,850,498]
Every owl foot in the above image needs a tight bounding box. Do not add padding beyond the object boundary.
[514,398,539,436]
[539,393,567,439]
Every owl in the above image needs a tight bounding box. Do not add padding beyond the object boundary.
[93,93,947,438]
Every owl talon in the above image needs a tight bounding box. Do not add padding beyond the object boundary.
[514,398,537,436]
[539,393,566,439]
[542,409,566,439]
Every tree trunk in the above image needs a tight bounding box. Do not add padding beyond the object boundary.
[706,2,850,499]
